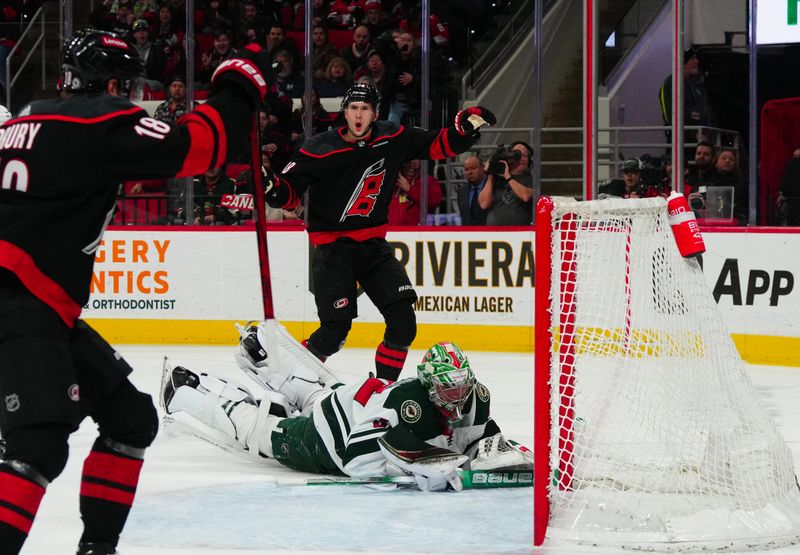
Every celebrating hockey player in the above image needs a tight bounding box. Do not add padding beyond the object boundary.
[263,82,496,381]
[161,323,531,491]
[0,29,271,555]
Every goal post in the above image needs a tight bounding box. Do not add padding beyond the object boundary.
[534,196,800,551]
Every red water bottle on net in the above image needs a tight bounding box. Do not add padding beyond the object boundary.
[667,191,706,258]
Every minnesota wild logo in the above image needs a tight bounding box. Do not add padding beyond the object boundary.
[400,400,422,423]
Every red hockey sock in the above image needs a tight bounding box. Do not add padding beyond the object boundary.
[79,439,144,546]
[375,342,408,382]
[0,463,46,554]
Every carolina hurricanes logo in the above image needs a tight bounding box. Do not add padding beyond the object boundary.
[334,298,349,309]
[340,158,386,221]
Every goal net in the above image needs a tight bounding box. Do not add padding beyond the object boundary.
[533,196,800,551]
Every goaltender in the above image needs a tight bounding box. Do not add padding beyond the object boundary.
[161,321,532,491]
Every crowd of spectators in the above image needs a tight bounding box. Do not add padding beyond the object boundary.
[90,0,503,226]
[598,139,750,224]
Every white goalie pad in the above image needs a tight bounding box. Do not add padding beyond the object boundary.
[235,319,340,387]
[234,319,340,413]
[160,357,287,461]
[468,433,534,471]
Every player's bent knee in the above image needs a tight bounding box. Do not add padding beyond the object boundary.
[2,424,72,482]
[381,300,417,346]
[96,381,159,449]
[308,320,352,357]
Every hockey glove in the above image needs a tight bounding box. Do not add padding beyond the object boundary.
[454,106,496,136]
[210,44,269,109]
[378,430,468,492]
[468,433,534,471]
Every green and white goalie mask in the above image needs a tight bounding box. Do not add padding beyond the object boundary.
[417,342,476,423]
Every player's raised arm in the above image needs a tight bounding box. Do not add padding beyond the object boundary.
[405,105,497,161]
[66,37,271,180]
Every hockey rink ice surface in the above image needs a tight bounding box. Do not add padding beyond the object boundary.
[20,344,800,555]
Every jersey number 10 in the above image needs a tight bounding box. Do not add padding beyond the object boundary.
[0,158,30,192]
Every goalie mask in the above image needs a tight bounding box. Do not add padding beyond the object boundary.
[60,28,145,97]
[417,342,476,423]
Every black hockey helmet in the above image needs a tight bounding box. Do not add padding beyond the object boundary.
[340,82,381,113]
[60,29,145,95]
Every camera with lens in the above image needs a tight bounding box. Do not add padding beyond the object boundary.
[488,146,522,175]
[638,154,665,188]
[689,191,706,211]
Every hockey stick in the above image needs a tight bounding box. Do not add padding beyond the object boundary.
[249,111,275,319]
[276,469,533,489]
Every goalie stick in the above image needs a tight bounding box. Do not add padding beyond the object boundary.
[274,469,533,489]
[250,112,275,319]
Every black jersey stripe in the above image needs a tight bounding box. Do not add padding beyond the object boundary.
[333,394,351,436]
[341,438,382,465]
[320,396,346,456]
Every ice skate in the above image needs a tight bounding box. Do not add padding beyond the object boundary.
[76,542,117,555]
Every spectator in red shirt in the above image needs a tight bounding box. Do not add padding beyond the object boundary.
[388,159,443,226]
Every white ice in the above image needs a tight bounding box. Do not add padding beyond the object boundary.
[19,345,800,555]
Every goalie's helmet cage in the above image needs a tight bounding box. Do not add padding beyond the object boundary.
[533,196,800,551]
[340,82,381,113]
[417,342,476,419]
[60,28,145,94]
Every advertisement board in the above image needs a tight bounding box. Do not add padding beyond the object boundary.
[84,227,800,365]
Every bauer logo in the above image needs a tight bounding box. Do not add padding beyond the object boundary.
[400,400,422,423]
[470,471,533,486]
[333,298,349,309]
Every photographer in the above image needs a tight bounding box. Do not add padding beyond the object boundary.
[478,142,534,225]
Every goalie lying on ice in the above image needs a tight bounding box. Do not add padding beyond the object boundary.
[160,332,532,491]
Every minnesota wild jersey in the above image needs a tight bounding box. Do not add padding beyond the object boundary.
[312,376,501,477]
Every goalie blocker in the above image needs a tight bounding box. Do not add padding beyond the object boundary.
[161,325,531,490]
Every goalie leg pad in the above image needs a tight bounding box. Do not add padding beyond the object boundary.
[161,362,256,443]
[229,395,285,459]
[234,320,338,413]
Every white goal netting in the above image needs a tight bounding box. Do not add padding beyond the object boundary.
[539,197,800,551]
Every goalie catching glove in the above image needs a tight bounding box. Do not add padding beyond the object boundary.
[210,43,269,109]
[454,106,496,136]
